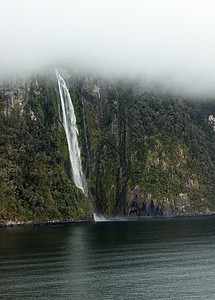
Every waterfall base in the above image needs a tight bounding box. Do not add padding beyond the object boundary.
[93,214,109,222]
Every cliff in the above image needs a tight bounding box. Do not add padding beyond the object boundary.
[67,73,215,217]
[0,71,215,222]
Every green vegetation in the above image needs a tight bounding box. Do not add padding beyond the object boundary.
[1,73,215,221]
[68,76,215,216]
[0,77,93,222]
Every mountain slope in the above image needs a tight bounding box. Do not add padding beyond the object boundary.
[68,74,215,217]
[0,75,93,222]
[0,72,215,222]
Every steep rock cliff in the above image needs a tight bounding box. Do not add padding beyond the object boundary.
[67,74,215,217]
[1,71,215,221]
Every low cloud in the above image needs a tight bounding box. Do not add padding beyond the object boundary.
[1,0,215,94]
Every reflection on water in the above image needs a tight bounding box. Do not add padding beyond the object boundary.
[0,217,215,299]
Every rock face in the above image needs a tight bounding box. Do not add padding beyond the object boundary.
[1,75,31,117]
[67,74,215,217]
[1,71,215,222]
[209,115,215,132]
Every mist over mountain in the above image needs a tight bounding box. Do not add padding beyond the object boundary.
[1,0,215,95]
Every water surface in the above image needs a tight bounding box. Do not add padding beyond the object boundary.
[0,216,215,299]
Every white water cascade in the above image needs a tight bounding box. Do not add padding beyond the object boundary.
[55,69,88,197]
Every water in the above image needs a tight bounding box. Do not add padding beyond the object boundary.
[55,69,88,196]
[0,216,215,299]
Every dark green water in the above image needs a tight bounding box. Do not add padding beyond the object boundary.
[0,217,215,299]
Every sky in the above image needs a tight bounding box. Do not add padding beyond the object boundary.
[1,0,215,93]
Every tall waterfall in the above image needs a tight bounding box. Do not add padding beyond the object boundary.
[55,69,88,197]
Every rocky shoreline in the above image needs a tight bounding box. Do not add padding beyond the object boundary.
[1,213,215,229]
[0,218,94,228]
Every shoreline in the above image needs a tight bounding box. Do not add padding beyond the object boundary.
[1,213,215,229]
[0,218,94,229]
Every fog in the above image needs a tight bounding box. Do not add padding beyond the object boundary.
[1,0,215,94]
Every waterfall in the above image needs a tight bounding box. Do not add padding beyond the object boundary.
[55,69,88,197]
